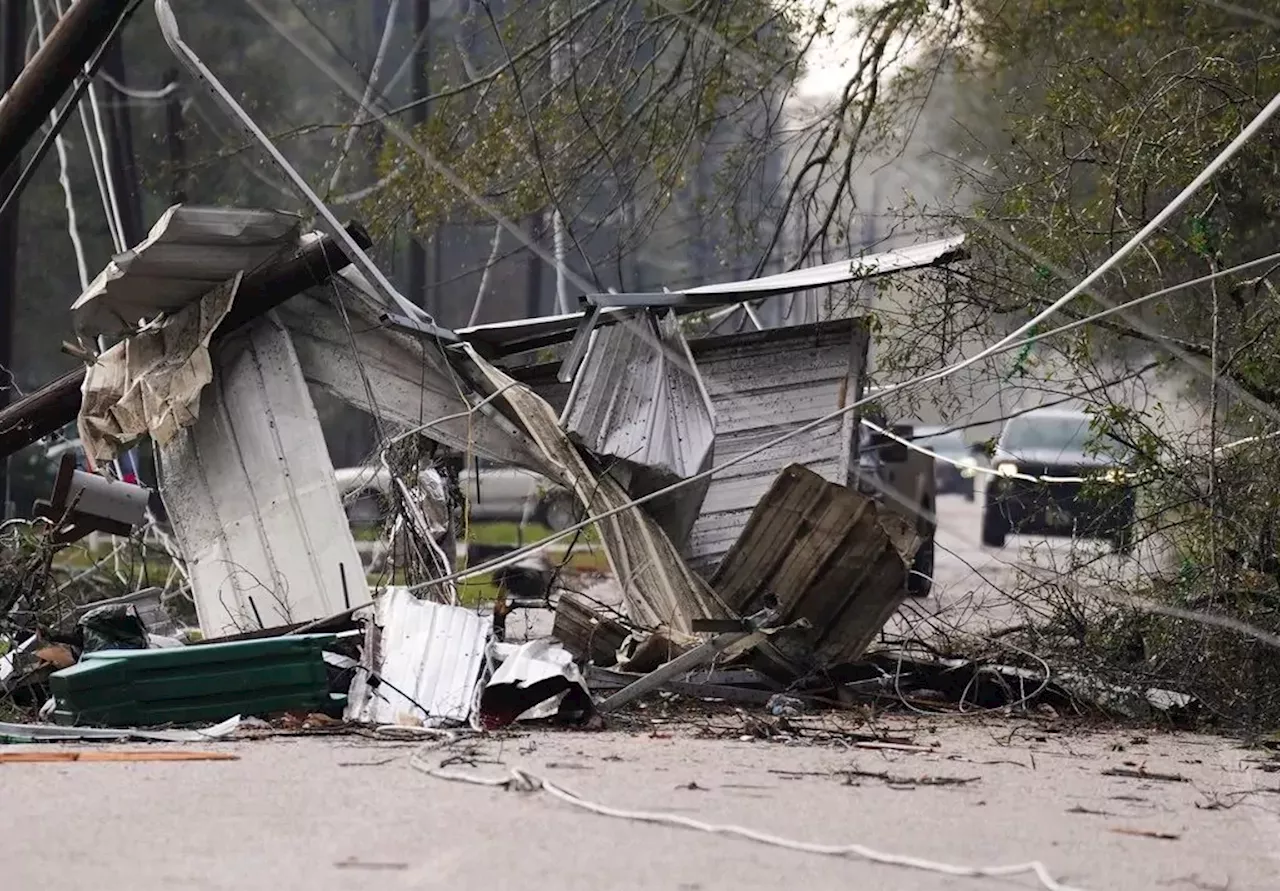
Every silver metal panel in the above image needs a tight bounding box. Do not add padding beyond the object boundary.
[275,279,546,471]
[584,235,966,307]
[454,235,962,356]
[158,312,371,638]
[71,205,302,337]
[345,588,490,726]
[684,318,870,577]
[561,310,716,544]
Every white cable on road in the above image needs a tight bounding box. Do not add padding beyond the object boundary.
[411,747,1087,891]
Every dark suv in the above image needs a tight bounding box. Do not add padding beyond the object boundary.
[981,408,1135,553]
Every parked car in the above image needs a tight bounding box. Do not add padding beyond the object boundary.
[335,461,579,531]
[853,414,937,598]
[981,408,1134,552]
[910,425,979,501]
[459,460,580,530]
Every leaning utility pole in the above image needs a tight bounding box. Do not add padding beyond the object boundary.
[0,0,24,518]
[162,67,187,204]
[0,0,133,180]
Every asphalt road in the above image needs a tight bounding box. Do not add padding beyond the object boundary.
[898,479,1160,641]
[3,720,1274,891]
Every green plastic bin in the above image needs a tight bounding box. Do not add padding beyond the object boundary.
[50,633,343,727]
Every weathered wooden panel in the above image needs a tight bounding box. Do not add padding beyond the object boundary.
[712,464,919,666]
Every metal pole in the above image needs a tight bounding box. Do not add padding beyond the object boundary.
[0,0,133,181]
[524,213,544,318]
[101,34,142,245]
[407,0,429,310]
[162,67,186,204]
[0,0,25,518]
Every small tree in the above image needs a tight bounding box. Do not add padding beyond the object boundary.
[872,0,1280,727]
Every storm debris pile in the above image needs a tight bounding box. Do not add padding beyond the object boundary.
[0,202,990,734]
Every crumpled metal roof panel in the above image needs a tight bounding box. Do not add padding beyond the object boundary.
[562,310,715,481]
[71,205,301,337]
[345,589,490,727]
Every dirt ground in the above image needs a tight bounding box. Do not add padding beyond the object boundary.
[4,712,1277,891]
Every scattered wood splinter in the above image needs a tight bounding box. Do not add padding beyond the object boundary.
[1103,767,1188,783]
[1111,827,1181,841]
[0,750,238,764]
[843,768,979,788]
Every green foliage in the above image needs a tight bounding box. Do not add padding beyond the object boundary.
[897,0,1280,728]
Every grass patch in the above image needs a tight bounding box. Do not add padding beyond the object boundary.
[459,521,601,547]
[54,524,610,611]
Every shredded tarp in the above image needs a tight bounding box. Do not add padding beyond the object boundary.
[78,274,239,465]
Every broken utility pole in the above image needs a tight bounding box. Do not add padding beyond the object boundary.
[0,221,375,460]
[0,0,134,180]
[0,0,24,518]
[162,67,187,204]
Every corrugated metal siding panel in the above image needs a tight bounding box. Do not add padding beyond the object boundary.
[71,206,301,337]
[276,284,544,471]
[684,318,869,577]
[158,312,371,638]
[346,589,489,726]
[562,311,714,480]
